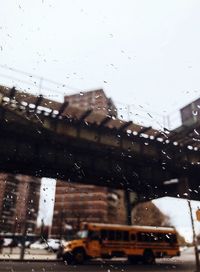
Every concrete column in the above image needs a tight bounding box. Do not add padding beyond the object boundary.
[124,189,132,225]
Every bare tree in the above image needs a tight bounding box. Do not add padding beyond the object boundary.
[132,201,170,227]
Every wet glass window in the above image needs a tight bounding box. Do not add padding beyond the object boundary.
[1,1,199,270]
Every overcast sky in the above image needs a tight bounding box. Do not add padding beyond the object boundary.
[1,0,200,115]
[1,0,200,241]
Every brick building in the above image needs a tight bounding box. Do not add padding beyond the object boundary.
[0,173,41,234]
[64,89,117,117]
[51,89,126,237]
[51,181,126,237]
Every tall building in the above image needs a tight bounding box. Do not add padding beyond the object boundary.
[0,173,41,234]
[51,89,126,237]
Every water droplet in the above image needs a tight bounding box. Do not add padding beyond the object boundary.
[192,110,198,116]
[194,129,199,135]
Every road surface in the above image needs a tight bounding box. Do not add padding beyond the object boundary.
[0,247,197,272]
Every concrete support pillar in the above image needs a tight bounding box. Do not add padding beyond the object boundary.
[124,190,138,226]
[124,189,132,225]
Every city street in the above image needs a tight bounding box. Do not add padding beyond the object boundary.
[0,248,197,272]
[1,2,200,272]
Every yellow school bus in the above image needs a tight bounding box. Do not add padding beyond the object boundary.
[59,222,180,264]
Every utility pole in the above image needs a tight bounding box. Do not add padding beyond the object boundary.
[188,200,200,272]
[127,104,130,121]
[39,77,43,93]
[20,222,27,260]
[41,218,45,238]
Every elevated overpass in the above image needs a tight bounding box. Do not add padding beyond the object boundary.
[0,85,199,201]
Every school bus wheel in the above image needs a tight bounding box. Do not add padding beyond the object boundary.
[62,252,73,264]
[143,249,155,265]
[128,255,138,264]
[73,248,86,264]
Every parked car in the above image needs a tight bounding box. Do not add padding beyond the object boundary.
[56,240,68,259]
[3,238,13,247]
[18,241,32,248]
[30,240,48,250]
[46,239,61,252]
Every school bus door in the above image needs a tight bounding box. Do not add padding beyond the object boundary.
[87,231,101,257]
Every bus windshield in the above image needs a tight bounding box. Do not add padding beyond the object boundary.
[74,230,88,239]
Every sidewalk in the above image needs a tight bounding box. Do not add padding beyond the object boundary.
[0,248,58,261]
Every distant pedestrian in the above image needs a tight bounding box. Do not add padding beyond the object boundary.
[0,237,4,254]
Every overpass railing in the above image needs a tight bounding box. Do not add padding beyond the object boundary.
[0,64,183,131]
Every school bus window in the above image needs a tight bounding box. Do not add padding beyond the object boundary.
[153,233,159,242]
[138,232,145,242]
[108,230,115,240]
[123,231,129,241]
[130,233,136,241]
[138,232,152,242]
[172,234,177,243]
[116,231,123,241]
[165,233,177,243]
[148,233,159,243]
[149,233,157,242]
[89,231,100,240]
[160,233,167,242]
[157,233,164,242]
[101,230,107,240]
[148,233,153,241]
[148,233,153,242]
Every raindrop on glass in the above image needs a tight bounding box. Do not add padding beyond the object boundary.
[192,110,198,116]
